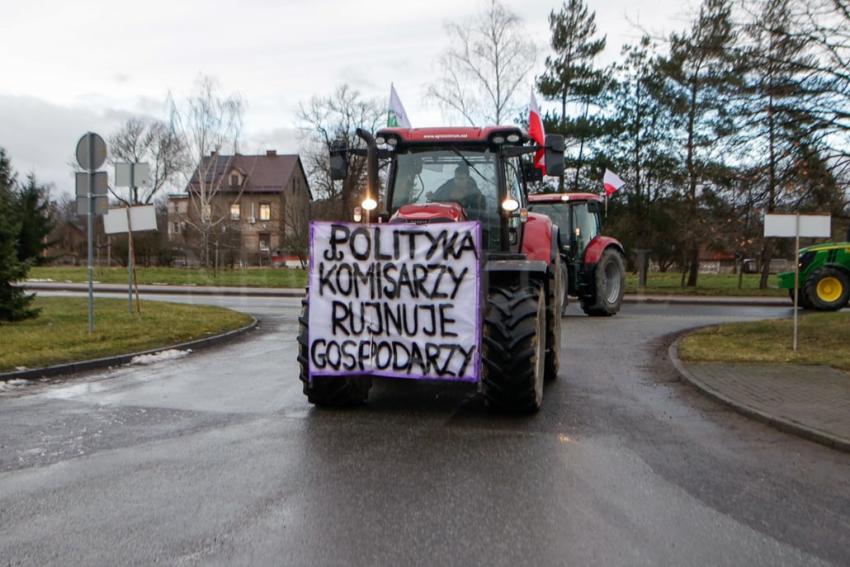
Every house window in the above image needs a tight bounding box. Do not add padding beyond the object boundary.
[258,233,270,251]
[230,203,240,220]
[230,173,241,186]
[259,203,271,221]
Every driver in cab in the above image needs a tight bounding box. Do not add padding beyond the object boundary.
[427,164,484,212]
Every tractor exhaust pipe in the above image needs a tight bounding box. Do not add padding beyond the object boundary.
[356,128,379,215]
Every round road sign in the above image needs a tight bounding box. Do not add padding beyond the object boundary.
[75,132,107,171]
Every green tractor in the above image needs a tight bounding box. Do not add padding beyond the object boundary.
[778,240,850,311]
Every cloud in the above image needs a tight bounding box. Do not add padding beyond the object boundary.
[0,95,138,192]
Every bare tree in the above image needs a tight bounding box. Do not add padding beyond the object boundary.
[169,76,244,267]
[426,0,537,125]
[297,85,383,219]
[108,117,187,205]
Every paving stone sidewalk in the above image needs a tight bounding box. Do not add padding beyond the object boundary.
[672,355,850,451]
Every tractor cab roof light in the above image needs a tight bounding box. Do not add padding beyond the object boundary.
[506,133,520,143]
[375,136,386,145]
[492,135,506,144]
[362,197,378,211]
[386,136,398,146]
[561,195,570,201]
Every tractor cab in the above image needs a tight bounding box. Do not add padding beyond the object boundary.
[527,193,626,316]
[331,126,566,256]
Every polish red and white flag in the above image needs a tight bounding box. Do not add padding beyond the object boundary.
[528,89,546,173]
[603,169,625,197]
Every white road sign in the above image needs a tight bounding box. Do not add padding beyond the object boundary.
[764,214,831,238]
[115,163,151,188]
[77,195,108,216]
[75,171,108,197]
[103,205,158,234]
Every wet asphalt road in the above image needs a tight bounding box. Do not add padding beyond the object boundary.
[1,293,848,566]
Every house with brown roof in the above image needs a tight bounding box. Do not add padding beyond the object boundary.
[167,150,311,266]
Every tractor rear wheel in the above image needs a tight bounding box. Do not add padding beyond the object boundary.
[582,249,626,317]
[481,284,546,412]
[297,297,372,406]
[804,267,850,311]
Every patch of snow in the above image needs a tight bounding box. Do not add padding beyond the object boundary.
[15,366,27,371]
[26,278,55,282]
[130,349,192,365]
[0,379,31,391]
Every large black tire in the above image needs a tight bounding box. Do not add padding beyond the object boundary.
[581,249,626,317]
[545,256,563,381]
[559,260,570,316]
[790,289,812,310]
[481,284,546,412]
[297,297,372,406]
[804,267,850,311]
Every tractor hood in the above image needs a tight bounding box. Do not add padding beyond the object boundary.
[390,202,467,224]
[799,241,850,255]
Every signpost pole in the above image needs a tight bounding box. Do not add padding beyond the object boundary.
[127,165,134,314]
[87,135,95,334]
[793,213,800,352]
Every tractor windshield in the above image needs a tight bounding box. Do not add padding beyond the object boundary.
[390,149,499,221]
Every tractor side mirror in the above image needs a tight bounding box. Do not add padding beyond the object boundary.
[329,142,348,181]
[544,134,565,177]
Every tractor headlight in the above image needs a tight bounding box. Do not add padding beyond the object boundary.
[375,136,386,145]
[362,197,378,211]
[501,198,519,212]
[353,206,362,222]
[799,251,816,271]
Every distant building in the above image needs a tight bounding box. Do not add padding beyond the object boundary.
[44,219,86,265]
[167,150,311,266]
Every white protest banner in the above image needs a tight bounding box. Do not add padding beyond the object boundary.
[308,221,481,382]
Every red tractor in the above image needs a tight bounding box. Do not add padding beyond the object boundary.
[298,126,567,412]
[527,193,625,316]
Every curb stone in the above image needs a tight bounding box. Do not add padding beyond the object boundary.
[21,282,790,306]
[0,316,259,383]
[668,335,850,453]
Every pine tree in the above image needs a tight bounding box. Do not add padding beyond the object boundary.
[0,149,37,322]
[15,173,55,265]
[537,0,609,191]
[606,37,684,265]
[737,0,828,287]
[659,0,739,287]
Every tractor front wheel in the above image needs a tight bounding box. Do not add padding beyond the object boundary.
[790,289,812,310]
[804,268,850,311]
[582,249,626,317]
[481,284,546,412]
[298,298,372,406]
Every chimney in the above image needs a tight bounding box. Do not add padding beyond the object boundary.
[266,150,277,157]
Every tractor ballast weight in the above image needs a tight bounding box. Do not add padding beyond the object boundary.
[300,126,566,412]
[527,193,626,316]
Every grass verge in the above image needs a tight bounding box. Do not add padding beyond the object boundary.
[28,266,307,289]
[0,297,252,373]
[679,312,850,372]
[625,272,784,297]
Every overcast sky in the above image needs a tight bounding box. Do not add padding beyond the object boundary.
[0,0,695,193]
